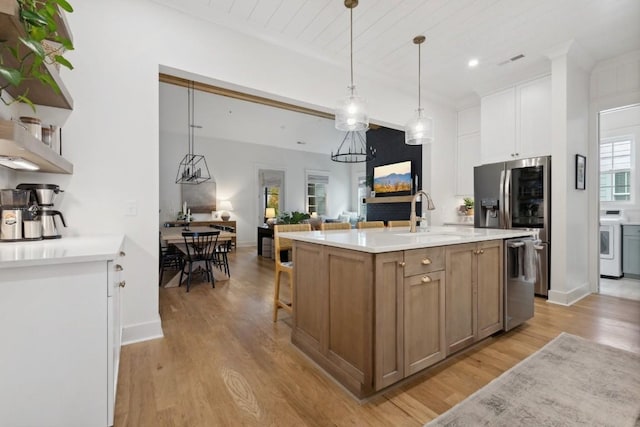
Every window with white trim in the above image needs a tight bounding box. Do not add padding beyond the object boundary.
[600,137,632,202]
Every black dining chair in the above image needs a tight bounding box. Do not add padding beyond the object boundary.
[214,239,232,277]
[159,232,183,286]
[178,230,220,292]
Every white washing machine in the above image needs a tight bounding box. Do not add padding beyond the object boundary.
[600,210,626,278]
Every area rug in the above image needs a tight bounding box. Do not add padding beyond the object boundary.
[425,333,640,427]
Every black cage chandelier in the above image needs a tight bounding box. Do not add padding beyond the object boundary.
[176,81,211,184]
[330,131,375,163]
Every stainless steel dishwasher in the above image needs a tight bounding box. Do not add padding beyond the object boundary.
[504,237,538,331]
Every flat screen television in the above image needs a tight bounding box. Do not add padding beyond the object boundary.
[373,160,413,196]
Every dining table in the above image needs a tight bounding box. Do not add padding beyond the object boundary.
[160,226,236,288]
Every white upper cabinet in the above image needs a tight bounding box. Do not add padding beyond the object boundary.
[516,76,552,159]
[456,106,481,196]
[481,87,516,164]
[480,76,551,164]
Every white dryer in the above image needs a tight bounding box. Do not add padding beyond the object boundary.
[600,210,626,278]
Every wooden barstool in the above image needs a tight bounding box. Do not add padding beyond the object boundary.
[387,220,411,227]
[273,223,312,322]
[356,221,385,229]
[320,222,351,230]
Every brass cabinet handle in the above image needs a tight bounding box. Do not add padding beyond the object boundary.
[421,276,432,283]
[115,264,123,271]
[118,281,126,288]
[399,261,406,267]
[421,258,431,265]
[119,251,126,257]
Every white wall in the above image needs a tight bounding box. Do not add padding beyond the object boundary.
[0,167,13,188]
[10,0,454,344]
[548,43,592,305]
[429,111,460,225]
[159,131,352,245]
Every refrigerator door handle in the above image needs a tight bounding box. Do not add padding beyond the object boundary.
[504,169,512,229]
[499,170,506,228]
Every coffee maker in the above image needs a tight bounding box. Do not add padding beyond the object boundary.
[0,189,31,241]
[17,183,66,239]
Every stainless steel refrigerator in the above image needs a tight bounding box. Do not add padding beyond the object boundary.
[474,156,551,296]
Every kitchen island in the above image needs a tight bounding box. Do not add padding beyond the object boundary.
[0,235,125,427]
[286,226,534,398]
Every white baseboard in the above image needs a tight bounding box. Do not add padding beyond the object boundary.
[122,317,164,345]
[548,282,591,306]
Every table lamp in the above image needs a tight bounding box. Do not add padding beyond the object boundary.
[219,200,233,221]
[265,207,276,226]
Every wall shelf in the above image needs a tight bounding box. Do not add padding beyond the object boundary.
[0,0,74,109]
[364,196,414,204]
[0,120,73,174]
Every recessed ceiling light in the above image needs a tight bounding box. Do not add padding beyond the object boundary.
[468,58,479,68]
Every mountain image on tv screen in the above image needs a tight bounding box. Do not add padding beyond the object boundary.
[373,161,412,194]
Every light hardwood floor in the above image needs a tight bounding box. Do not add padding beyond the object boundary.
[115,247,640,426]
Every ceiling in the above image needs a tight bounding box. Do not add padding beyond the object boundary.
[155,0,640,155]
[152,0,640,104]
[160,81,343,155]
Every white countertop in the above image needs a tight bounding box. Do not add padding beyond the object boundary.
[0,235,125,268]
[285,226,536,253]
[624,222,640,226]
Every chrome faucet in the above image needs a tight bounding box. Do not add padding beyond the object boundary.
[410,190,436,232]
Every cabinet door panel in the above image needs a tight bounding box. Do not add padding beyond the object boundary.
[294,242,326,349]
[327,248,373,382]
[476,241,504,339]
[516,76,551,158]
[404,271,445,375]
[481,87,516,164]
[0,263,107,426]
[445,244,477,354]
[375,252,404,389]
[622,229,640,276]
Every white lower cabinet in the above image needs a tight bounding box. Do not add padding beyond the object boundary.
[0,254,124,427]
[108,258,124,426]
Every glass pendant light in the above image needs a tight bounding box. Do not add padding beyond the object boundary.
[335,0,368,132]
[176,81,211,184]
[405,35,434,145]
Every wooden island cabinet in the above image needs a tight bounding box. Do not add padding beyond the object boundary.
[289,227,523,398]
[445,240,503,355]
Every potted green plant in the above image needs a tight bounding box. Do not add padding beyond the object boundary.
[463,197,474,216]
[277,211,310,224]
[0,0,74,110]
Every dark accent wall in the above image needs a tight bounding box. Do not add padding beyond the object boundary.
[366,127,422,222]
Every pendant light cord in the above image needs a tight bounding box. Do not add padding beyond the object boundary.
[350,6,354,89]
[188,81,192,157]
[417,41,421,110]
